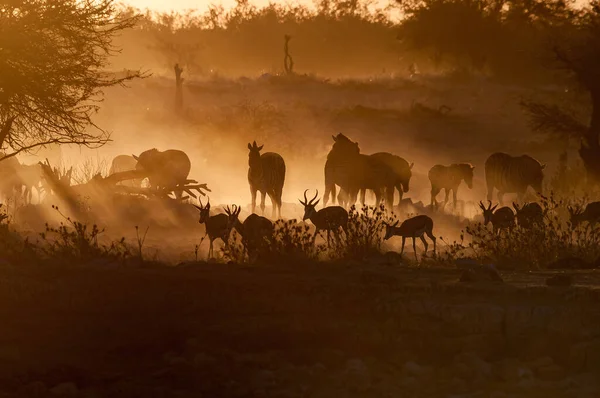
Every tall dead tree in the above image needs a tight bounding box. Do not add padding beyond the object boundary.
[174,63,184,111]
[283,35,294,75]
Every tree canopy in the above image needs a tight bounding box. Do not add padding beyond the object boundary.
[0,0,144,160]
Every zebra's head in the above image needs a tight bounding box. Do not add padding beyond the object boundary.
[299,189,320,221]
[192,197,211,224]
[462,164,475,189]
[247,141,264,167]
[479,200,498,225]
[331,133,360,155]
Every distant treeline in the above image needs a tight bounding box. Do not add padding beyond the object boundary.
[112,0,587,81]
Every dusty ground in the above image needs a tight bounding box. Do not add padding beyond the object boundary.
[0,261,598,397]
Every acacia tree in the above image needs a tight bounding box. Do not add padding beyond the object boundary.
[0,0,145,161]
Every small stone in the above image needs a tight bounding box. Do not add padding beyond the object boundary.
[50,382,78,396]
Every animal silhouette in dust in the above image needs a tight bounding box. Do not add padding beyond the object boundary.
[299,189,348,247]
[479,200,515,234]
[133,148,191,200]
[383,215,436,261]
[485,152,545,205]
[323,133,395,209]
[226,204,275,262]
[192,197,231,259]
[567,201,600,228]
[429,163,475,210]
[247,141,286,219]
[513,201,544,229]
[0,154,24,202]
[14,163,44,204]
[109,155,143,188]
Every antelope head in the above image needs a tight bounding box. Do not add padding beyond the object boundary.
[479,200,498,225]
[299,189,320,221]
[192,197,210,224]
[383,220,400,240]
[224,204,242,231]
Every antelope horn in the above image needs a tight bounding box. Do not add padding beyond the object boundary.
[302,189,309,205]
[198,198,203,208]
[487,200,492,210]
[193,204,202,211]
[310,189,319,205]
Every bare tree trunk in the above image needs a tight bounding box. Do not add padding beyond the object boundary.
[174,63,184,112]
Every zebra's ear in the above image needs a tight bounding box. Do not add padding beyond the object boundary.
[248,143,253,150]
[332,135,337,142]
[540,164,546,170]
[409,162,414,170]
[258,145,264,151]
[132,154,139,161]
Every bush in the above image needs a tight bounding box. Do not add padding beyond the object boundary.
[439,193,600,269]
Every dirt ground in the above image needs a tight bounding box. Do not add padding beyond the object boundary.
[0,261,598,397]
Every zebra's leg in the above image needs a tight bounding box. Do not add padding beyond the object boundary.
[267,191,277,219]
[385,187,394,212]
[452,188,458,209]
[251,188,257,214]
[430,186,440,208]
[396,185,403,207]
[443,188,450,209]
[260,191,267,215]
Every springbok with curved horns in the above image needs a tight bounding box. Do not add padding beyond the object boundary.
[383,215,436,261]
[192,197,231,259]
[479,200,515,234]
[299,189,348,246]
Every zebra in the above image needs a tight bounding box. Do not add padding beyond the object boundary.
[357,152,414,207]
[428,163,475,209]
[323,133,395,210]
[109,155,143,188]
[247,141,286,219]
[485,152,545,205]
[133,148,191,200]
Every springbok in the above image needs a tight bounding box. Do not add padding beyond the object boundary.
[226,205,274,261]
[567,201,600,228]
[299,189,348,246]
[192,198,231,259]
[479,200,515,234]
[383,215,436,261]
[513,201,544,229]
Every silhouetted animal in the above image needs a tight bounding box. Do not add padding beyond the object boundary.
[479,200,515,234]
[299,189,348,246]
[383,215,436,261]
[133,148,191,200]
[226,205,274,261]
[485,153,545,205]
[323,133,395,209]
[429,163,475,209]
[357,152,413,207]
[568,201,600,228]
[14,163,44,204]
[247,141,286,219]
[192,198,231,259]
[0,154,23,202]
[513,202,544,229]
[109,155,143,188]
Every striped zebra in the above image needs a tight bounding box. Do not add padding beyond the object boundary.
[485,152,545,205]
[323,134,395,209]
[248,141,286,219]
[428,163,475,209]
[358,152,413,207]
